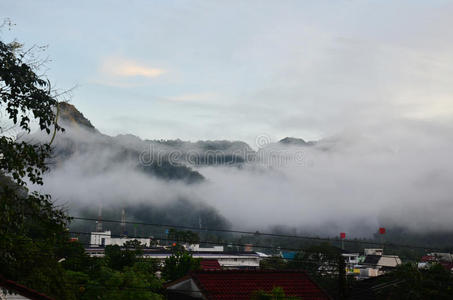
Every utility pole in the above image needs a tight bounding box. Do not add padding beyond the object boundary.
[96,204,103,232]
[121,208,126,237]
[340,232,346,250]
[338,254,347,300]
[379,227,386,249]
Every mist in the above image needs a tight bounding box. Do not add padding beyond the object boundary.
[28,114,453,238]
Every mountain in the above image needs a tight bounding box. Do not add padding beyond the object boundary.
[50,102,205,183]
[52,103,316,183]
[59,102,97,132]
[279,137,316,146]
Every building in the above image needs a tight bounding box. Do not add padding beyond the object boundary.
[89,231,152,247]
[364,249,383,256]
[358,249,401,279]
[186,244,224,252]
[85,247,262,269]
[341,252,360,275]
[165,270,331,300]
[362,255,401,268]
[280,251,296,261]
[418,252,453,272]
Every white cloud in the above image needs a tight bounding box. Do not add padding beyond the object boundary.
[100,57,166,78]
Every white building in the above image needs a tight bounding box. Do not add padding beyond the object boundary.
[90,231,152,247]
[85,247,261,269]
[342,253,360,265]
[143,252,261,269]
[185,244,224,252]
[364,248,384,256]
[342,253,361,275]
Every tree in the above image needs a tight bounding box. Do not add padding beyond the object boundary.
[260,257,288,270]
[288,243,343,299]
[0,31,69,298]
[0,38,63,185]
[104,245,137,271]
[162,251,200,281]
[251,287,300,300]
[379,263,453,299]
[167,229,200,244]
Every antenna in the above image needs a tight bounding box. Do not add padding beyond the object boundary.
[121,208,126,236]
[96,204,103,232]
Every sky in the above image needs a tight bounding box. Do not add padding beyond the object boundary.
[4,0,453,236]
[2,0,453,146]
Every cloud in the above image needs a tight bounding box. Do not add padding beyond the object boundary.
[28,116,453,238]
[100,57,166,78]
[168,92,219,103]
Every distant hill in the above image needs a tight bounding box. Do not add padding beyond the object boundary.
[51,103,318,182]
[50,102,204,183]
[59,102,97,132]
[279,137,316,146]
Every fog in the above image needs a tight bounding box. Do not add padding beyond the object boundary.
[28,115,453,238]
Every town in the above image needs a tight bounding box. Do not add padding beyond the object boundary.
[3,1,453,299]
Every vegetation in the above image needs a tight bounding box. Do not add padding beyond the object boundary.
[0,32,166,299]
[251,287,300,300]
[162,250,201,281]
[61,242,163,300]
[0,34,71,298]
[373,263,453,300]
[167,228,200,244]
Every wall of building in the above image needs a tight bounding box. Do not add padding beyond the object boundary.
[90,231,151,247]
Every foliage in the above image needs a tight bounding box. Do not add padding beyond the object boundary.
[167,228,200,244]
[288,243,340,273]
[0,30,167,300]
[375,263,453,300]
[251,287,300,300]
[104,244,140,271]
[260,257,289,270]
[162,251,200,281]
[61,241,163,299]
[287,243,346,299]
[0,40,62,186]
[0,34,69,298]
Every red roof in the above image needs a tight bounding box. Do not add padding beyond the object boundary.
[421,255,436,262]
[200,259,222,270]
[188,270,330,300]
[0,276,55,300]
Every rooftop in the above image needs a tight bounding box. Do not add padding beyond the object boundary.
[167,270,331,300]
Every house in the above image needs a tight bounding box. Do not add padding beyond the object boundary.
[363,255,401,268]
[359,253,401,279]
[419,252,453,272]
[0,276,54,300]
[341,252,360,275]
[364,249,383,256]
[165,270,331,300]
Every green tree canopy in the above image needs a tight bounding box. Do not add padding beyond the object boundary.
[0,31,69,298]
[162,251,200,281]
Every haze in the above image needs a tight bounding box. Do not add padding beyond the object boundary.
[3,0,453,237]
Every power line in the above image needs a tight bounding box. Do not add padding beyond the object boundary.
[71,216,443,251]
[69,231,343,265]
[3,235,342,266]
